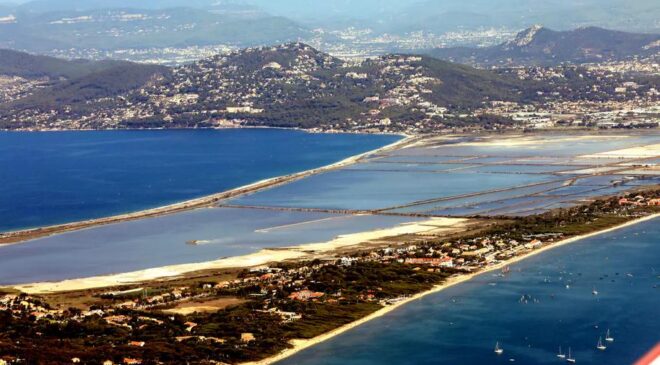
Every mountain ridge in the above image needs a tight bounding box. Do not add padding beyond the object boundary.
[0,42,527,130]
[426,26,660,66]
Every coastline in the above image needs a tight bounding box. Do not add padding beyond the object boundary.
[10,217,468,294]
[241,212,660,365]
[0,133,416,246]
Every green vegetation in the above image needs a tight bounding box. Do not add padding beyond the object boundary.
[0,189,657,364]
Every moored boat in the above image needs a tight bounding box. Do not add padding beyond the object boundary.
[495,342,504,355]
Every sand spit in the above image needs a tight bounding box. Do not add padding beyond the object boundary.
[0,135,416,246]
[242,213,660,365]
[448,134,629,148]
[9,217,466,294]
[580,143,660,159]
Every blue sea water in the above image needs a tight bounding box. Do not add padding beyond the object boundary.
[278,218,660,365]
[0,129,399,232]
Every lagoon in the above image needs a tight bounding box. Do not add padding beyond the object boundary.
[0,129,399,232]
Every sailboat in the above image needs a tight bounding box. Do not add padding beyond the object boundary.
[495,342,504,355]
[566,347,576,363]
[605,329,614,342]
[597,337,607,351]
[557,346,566,359]
[592,287,599,295]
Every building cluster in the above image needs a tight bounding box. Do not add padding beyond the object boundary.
[0,42,658,134]
[307,27,518,61]
[0,76,48,104]
[476,64,660,129]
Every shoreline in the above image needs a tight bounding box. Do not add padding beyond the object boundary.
[242,212,660,365]
[9,217,468,294]
[0,133,416,246]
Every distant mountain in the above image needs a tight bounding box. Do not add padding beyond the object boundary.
[427,26,660,66]
[14,0,220,12]
[0,6,309,52]
[382,0,660,35]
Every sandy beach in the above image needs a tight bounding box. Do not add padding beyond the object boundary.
[241,212,660,365]
[10,216,467,294]
[0,134,417,246]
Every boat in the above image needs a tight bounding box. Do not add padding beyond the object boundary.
[557,346,566,359]
[566,347,576,363]
[605,329,614,342]
[495,342,504,355]
[502,266,510,274]
[597,337,607,351]
[592,287,599,295]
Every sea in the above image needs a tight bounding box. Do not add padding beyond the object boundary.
[0,129,400,232]
[277,217,660,365]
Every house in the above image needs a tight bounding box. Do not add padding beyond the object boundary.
[288,290,325,301]
[241,333,256,343]
[262,62,282,70]
[404,257,453,267]
[184,322,198,332]
[128,341,145,347]
[339,257,358,266]
[123,359,142,365]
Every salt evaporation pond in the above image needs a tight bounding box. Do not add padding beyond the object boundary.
[0,208,423,284]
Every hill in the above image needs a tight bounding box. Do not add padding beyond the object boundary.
[0,49,136,79]
[427,26,660,67]
[0,43,527,130]
[8,63,170,110]
[2,43,655,132]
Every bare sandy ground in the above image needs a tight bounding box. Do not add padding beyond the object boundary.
[10,217,467,294]
[581,143,660,159]
[439,134,629,148]
[163,298,246,315]
[242,212,660,365]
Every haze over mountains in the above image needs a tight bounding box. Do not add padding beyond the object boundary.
[0,0,658,54]
[427,26,660,66]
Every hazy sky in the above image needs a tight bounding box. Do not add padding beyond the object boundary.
[1,0,658,33]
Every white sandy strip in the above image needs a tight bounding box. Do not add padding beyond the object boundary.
[242,212,660,365]
[255,216,353,233]
[580,143,660,159]
[444,134,629,149]
[10,217,467,294]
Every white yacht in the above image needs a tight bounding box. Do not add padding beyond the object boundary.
[495,342,504,355]
[605,329,614,342]
[557,346,566,359]
[566,347,576,363]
